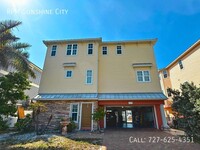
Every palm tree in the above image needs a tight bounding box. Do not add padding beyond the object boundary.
[0,20,35,78]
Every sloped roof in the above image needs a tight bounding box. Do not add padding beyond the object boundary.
[34,92,167,100]
[166,39,200,69]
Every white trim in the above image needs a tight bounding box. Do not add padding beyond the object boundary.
[85,69,93,84]
[65,70,73,78]
[70,103,79,123]
[116,45,123,55]
[136,70,151,82]
[154,105,159,129]
[163,70,168,78]
[66,44,78,56]
[87,43,94,55]
[63,62,76,67]
[50,45,57,56]
[79,102,93,131]
[102,46,108,55]
[132,63,152,68]
[79,102,82,130]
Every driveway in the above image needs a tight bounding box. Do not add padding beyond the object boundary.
[102,128,200,150]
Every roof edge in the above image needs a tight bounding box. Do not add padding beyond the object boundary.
[102,38,158,45]
[165,39,200,69]
[43,37,102,46]
[43,38,158,46]
[28,60,42,72]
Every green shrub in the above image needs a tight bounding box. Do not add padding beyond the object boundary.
[15,114,33,132]
[0,117,8,131]
[67,119,76,132]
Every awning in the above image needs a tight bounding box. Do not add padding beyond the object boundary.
[34,92,167,101]
[34,93,98,100]
[98,93,167,100]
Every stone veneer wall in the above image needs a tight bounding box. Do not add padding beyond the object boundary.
[37,100,98,131]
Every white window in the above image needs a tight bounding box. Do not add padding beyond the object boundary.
[66,44,77,55]
[137,70,151,82]
[51,45,57,56]
[70,104,79,122]
[102,46,107,55]
[163,70,168,78]
[88,43,93,55]
[65,70,73,78]
[116,45,122,54]
[178,60,183,69]
[86,70,93,84]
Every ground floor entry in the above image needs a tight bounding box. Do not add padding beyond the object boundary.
[81,103,92,130]
[106,106,156,128]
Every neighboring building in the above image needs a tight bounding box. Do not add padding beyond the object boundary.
[34,38,168,131]
[0,61,42,100]
[0,61,42,127]
[159,39,200,122]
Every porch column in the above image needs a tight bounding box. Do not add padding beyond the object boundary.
[160,104,170,129]
[155,104,163,129]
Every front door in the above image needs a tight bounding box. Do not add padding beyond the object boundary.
[81,103,92,130]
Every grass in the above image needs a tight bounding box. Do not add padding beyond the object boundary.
[0,135,101,150]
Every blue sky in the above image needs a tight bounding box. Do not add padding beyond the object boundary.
[1,0,200,69]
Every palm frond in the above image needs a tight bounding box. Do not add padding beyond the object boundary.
[11,42,31,51]
[0,51,9,68]
[0,20,35,78]
[0,20,22,34]
[0,45,12,68]
[0,45,35,78]
[0,31,19,45]
[9,49,35,78]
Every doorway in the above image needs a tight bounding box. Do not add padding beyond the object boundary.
[81,103,92,130]
[106,106,155,128]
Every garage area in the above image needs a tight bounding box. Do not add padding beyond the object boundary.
[106,106,156,128]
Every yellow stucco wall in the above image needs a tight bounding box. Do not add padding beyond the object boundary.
[39,41,99,93]
[169,44,200,90]
[98,43,162,93]
[39,39,162,94]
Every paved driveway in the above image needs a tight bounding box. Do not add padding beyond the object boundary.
[102,128,200,150]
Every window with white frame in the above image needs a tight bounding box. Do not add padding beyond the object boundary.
[88,43,93,55]
[70,104,79,122]
[51,45,57,56]
[136,70,151,82]
[66,44,77,55]
[116,45,122,54]
[163,70,168,78]
[86,70,93,84]
[65,70,73,78]
[102,46,107,55]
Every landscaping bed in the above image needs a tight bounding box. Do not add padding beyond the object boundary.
[0,132,103,150]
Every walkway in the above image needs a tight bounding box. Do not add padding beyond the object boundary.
[102,128,200,150]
